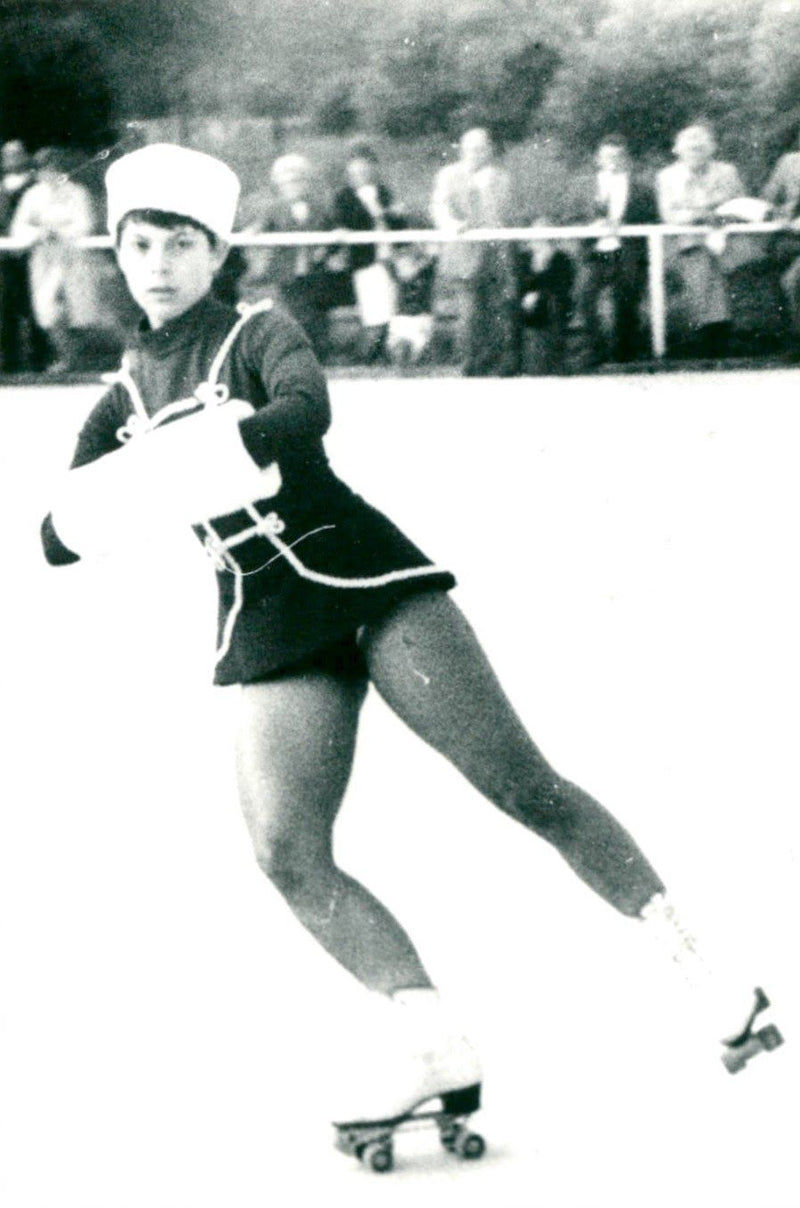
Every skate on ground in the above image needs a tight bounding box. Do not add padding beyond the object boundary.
[722,988,784,1073]
[334,1081,485,1173]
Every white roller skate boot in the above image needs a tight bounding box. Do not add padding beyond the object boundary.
[640,892,784,1073]
[332,988,485,1172]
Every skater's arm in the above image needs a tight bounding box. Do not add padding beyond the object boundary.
[236,310,331,468]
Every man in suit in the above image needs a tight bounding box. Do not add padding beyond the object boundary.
[430,127,518,375]
[762,128,800,340]
[578,134,658,365]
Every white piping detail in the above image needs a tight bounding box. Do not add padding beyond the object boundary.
[110,356,149,441]
[253,526,449,589]
[249,525,336,571]
[205,297,274,388]
[147,396,206,427]
[224,506,289,549]
[204,502,447,591]
[113,298,273,441]
[105,298,449,670]
[215,561,244,666]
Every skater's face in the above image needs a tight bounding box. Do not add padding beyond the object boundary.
[116,217,226,328]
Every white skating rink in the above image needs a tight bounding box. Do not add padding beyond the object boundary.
[1,371,798,1208]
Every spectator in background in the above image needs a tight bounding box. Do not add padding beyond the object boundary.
[0,140,46,372]
[577,134,658,366]
[9,146,101,372]
[239,152,340,358]
[656,123,745,358]
[515,224,576,375]
[762,127,800,345]
[332,142,404,364]
[431,126,518,375]
[385,230,438,368]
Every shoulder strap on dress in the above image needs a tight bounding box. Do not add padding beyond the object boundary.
[195,297,274,404]
[105,298,275,440]
[102,353,151,443]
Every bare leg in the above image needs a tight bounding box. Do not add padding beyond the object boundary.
[236,669,433,993]
[360,591,665,917]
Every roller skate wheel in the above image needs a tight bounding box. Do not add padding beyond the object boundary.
[722,1047,746,1074]
[362,1140,393,1173]
[757,1025,784,1052]
[455,1130,486,1160]
[439,1123,459,1153]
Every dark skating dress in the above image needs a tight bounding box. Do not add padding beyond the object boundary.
[41,295,455,684]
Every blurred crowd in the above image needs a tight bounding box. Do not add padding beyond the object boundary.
[2,123,800,376]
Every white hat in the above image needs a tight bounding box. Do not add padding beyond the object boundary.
[106,143,240,240]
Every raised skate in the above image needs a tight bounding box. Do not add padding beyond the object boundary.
[721,987,784,1074]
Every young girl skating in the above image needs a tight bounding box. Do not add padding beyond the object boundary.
[42,144,781,1170]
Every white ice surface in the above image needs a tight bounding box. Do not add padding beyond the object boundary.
[0,372,798,1208]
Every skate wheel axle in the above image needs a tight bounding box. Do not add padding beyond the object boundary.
[362,1140,393,1173]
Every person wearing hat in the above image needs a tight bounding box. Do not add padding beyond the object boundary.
[40,142,781,1156]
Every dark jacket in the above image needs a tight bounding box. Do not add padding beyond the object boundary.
[332,184,404,271]
[41,295,454,684]
[515,249,575,328]
[580,173,659,268]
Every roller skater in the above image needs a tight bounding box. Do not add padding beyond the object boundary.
[41,144,782,1173]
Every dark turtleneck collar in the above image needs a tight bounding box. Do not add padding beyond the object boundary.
[132,293,233,357]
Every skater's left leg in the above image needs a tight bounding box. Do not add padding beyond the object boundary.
[360,590,664,917]
[361,591,781,1061]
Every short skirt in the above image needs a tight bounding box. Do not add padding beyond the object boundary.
[205,473,455,685]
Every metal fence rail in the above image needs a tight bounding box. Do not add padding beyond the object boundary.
[0,221,788,361]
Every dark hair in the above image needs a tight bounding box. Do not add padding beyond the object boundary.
[33,145,75,173]
[597,132,628,151]
[116,208,218,248]
[347,141,379,164]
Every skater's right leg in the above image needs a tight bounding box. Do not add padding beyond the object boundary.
[236,668,482,1123]
[235,668,433,996]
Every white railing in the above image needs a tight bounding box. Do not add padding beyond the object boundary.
[0,222,786,362]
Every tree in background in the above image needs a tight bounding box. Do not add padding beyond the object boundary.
[346,1,596,142]
[0,5,115,150]
[0,0,223,152]
[350,15,467,137]
[172,0,604,141]
[4,0,800,203]
[748,0,800,179]
[540,0,764,174]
